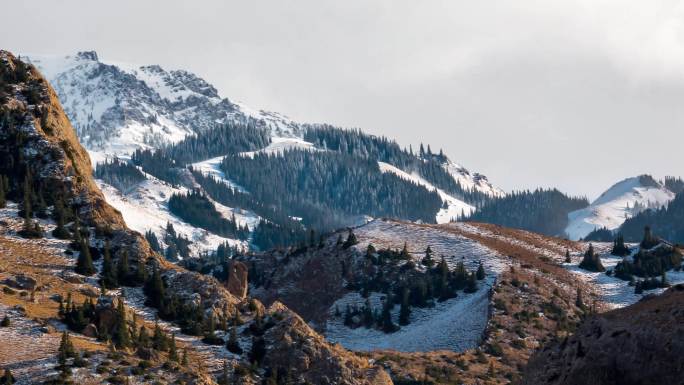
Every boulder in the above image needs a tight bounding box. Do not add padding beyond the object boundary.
[4,274,37,290]
[225,261,249,299]
[82,323,98,338]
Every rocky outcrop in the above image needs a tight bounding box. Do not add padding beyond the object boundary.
[225,260,248,299]
[2,51,392,384]
[0,50,125,230]
[264,302,393,385]
[523,285,684,385]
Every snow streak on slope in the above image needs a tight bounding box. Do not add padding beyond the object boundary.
[378,162,475,223]
[323,219,506,352]
[95,175,252,255]
[239,136,319,158]
[443,160,505,198]
[191,156,249,193]
[565,176,674,240]
[563,244,684,309]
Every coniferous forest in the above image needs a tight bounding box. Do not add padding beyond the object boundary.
[466,189,589,237]
[620,191,684,244]
[219,149,443,231]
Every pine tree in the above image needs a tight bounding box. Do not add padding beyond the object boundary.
[1,368,13,385]
[59,331,76,358]
[400,242,410,260]
[217,360,230,385]
[226,327,242,354]
[421,246,435,267]
[575,288,585,310]
[641,226,659,249]
[476,262,486,280]
[138,326,150,348]
[145,266,165,308]
[464,272,478,293]
[579,244,605,272]
[565,249,571,263]
[152,319,168,351]
[52,197,71,239]
[249,336,266,365]
[181,349,189,366]
[342,228,358,249]
[113,298,131,349]
[101,240,117,289]
[75,240,96,276]
[135,256,147,285]
[168,333,179,362]
[611,233,630,256]
[381,295,398,333]
[117,250,130,284]
[0,175,6,209]
[399,287,411,326]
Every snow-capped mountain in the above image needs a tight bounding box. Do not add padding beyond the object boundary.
[565,175,675,240]
[24,51,505,249]
[25,51,300,155]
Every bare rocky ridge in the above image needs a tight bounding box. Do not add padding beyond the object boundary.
[523,285,684,385]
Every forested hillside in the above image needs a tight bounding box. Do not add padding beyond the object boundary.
[620,191,684,243]
[220,149,443,231]
[466,189,589,237]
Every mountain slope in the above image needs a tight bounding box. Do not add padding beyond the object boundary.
[523,285,684,385]
[1,50,393,385]
[24,51,504,250]
[565,175,675,240]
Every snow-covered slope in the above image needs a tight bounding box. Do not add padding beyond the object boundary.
[378,161,475,223]
[565,175,675,240]
[325,219,507,352]
[442,159,505,198]
[24,51,300,155]
[25,50,505,248]
[95,173,257,255]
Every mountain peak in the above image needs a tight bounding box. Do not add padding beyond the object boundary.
[566,174,675,240]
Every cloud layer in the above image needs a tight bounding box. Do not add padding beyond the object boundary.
[3,0,684,198]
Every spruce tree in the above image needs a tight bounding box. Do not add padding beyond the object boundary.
[218,360,230,385]
[565,249,571,263]
[381,296,398,333]
[52,197,71,239]
[399,287,411,326]
[579,244,605,272]
[117,250,130,285]
[0,175,6,209]
[476,262,486,280]
[400,242,410,260]
[249,336,266,365]
[169,333,179,362]
[611,233,630,256]
[342,228,358,249]
[421,246,435,267]
[1,368,13,385]
[464,272,478,293]
[75,240,95,276]
[113,299,131,349]
[641,226,659,249]
[101,240,117,289]
[575,288,585,310]
[226,327,242,354]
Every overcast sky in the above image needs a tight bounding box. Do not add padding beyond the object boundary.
[3,0,684,199]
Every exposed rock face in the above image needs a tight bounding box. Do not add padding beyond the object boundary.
[264,302,393,385]
[523,285,684,385]
[2,51,392,385]
[225,260,248,299]
[0,50,125,230]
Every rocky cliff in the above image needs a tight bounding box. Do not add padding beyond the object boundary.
[523,285,684,385]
